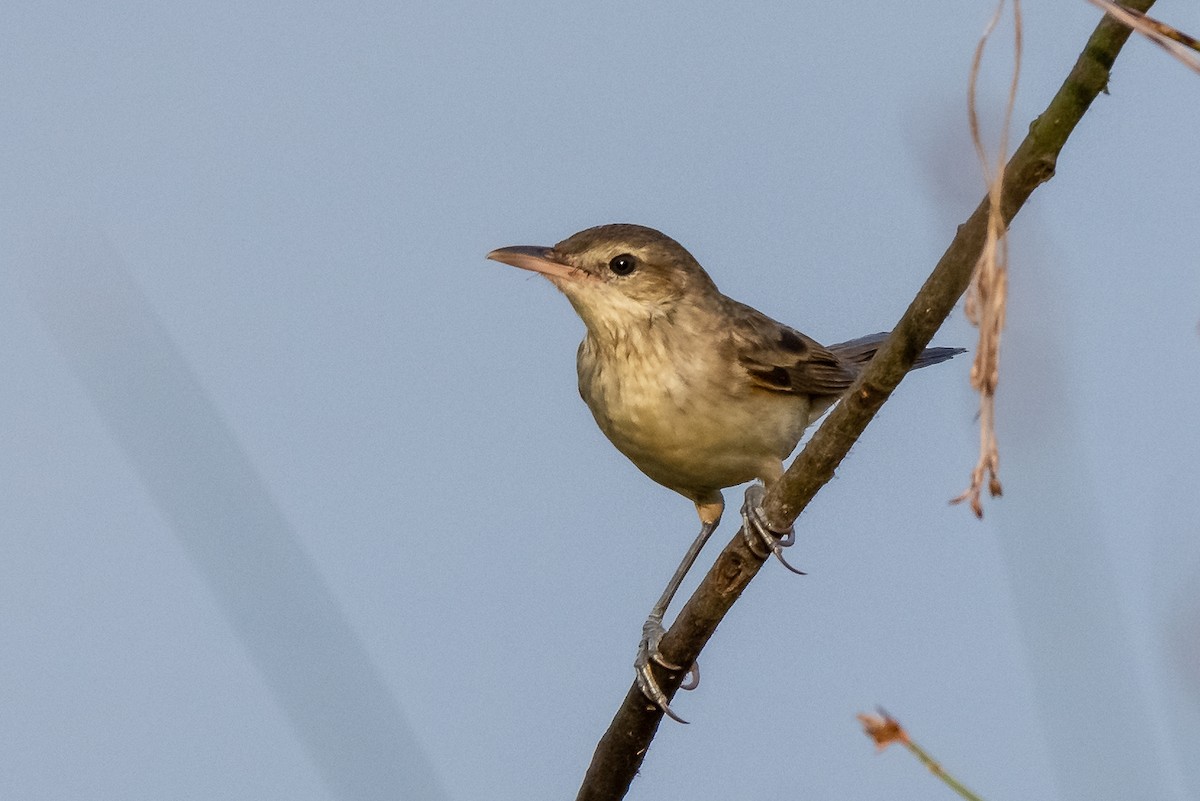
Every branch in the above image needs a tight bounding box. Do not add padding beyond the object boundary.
[575,4,1154,799]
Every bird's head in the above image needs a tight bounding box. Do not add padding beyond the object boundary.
[487,224,720,334]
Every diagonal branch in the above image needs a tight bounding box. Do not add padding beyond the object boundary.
[575,3,1154,800]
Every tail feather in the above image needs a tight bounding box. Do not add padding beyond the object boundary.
[828,332,966,370]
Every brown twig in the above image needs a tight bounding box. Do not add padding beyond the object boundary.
[575,4,1154,799]
[1086,0,1200,74]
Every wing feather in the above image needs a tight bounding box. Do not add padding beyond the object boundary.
[726,300,859,396]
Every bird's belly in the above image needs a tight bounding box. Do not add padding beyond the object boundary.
[579,355,811,500]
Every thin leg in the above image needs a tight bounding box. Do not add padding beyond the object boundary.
[635,517,719,724]
[741,484,806,575]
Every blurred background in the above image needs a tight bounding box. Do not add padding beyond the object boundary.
[2,1,1198,799]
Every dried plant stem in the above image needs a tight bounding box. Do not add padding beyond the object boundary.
[905,738,987,801]
[953,0,1021,518]
[858,712,986,801]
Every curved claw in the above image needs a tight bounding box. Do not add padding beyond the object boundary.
[741,484,807,575]
[648,633,700,691]
[767,540,807,575]
[650,650,684,672]
[635,662,689,724]
[679,661,700,691]
[635,618,694,723]
[654,651,699,691]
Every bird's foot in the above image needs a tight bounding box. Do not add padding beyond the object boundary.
[741,484,806,575]
[634,616,697,724]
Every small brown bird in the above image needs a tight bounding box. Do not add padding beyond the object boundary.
[488,224,961,721]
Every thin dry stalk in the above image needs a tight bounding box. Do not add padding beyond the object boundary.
[952,0,1021,518]
[1086,0,1200,74]
[858,711,986,801]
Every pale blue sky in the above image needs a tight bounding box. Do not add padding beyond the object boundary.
[2,2,1199,800]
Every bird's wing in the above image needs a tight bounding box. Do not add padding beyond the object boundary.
[727,300,860,395]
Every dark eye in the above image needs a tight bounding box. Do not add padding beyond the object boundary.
[608,254,637,276]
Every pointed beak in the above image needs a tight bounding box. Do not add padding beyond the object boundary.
[486,245,592,282]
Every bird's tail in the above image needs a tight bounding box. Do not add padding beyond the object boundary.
[828,332,966,370]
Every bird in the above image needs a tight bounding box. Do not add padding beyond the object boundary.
[487,223,962,721]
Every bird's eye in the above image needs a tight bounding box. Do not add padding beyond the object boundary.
[608,254,637,276]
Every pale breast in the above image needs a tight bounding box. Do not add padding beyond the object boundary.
[576,327,813,501]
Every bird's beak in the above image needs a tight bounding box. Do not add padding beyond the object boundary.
[486,245,591,282]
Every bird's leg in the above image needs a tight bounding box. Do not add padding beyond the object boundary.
[635,512,720,724]
[741,483,806,575]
